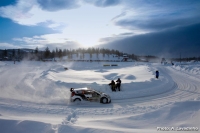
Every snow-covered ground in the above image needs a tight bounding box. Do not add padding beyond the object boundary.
[172,62,200,79]
[0,61,199,133]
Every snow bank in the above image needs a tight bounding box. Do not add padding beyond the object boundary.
[0,119,54,133]
[0,61,175,104]
[75,100,200,133]
[44,62,175,101]
[172,62,200,75]
[0,100,199,133]
[0,62,71,104]
[128,101,200,128]
[0,61,6,66]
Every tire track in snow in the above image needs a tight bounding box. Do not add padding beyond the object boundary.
[0,64,200,120]
[73,65,200,116]
[115,66,200,106]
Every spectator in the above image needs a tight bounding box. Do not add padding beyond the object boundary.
[109,80,116,92]
[116,78,121,91]
[156,70,159,79]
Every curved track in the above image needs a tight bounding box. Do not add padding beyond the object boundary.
[69,65,200,116]
[128,66,199,105]
[0,65,200,119]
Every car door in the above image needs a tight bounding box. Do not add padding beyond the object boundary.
[84,90,93,100]
[90,91,101,102]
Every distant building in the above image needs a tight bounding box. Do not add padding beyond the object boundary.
[122,55,128,61]
[161,58,167,64]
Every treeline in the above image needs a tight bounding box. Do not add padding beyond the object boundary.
[43,47,125,59]
[2,47,198,62]
[171,57,200,62]
[0,49,22,60]
[0,47,138,61]
[42,47,138,61]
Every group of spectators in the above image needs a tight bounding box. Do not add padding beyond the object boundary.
[108,78,121,92]
[108,71,159,92]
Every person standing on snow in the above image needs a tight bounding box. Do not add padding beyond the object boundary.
[108,80,116,92]
[156,70,159,79]
[116,78,121,91]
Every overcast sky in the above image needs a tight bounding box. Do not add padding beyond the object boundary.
[0,0,200,57]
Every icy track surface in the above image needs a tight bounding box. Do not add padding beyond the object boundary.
[0,61,199,133]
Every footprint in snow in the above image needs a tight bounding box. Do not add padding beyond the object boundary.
[52,125,59,131]
[62,111,77,125]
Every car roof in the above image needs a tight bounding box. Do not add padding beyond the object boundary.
[73,87,90,91]
[72,88,103,93]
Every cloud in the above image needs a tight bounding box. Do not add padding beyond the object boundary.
[13,36,47,45]
[0,1,129,48]
[46,42,80,51]
[111,11,127,21]
[0,0,36,21]
[98,23,200,57]
[12,34,81,50]
[84,0,121,7]
[0,42,20,49]
[121,0,200,11]
[113,0,200,32]
[99,32,134,43]
[1,0,200,52]
[0,17,59,42]
[0,0,78,25]
[37,0,79,11]
[0,0,17,7]
[115,15,200,31]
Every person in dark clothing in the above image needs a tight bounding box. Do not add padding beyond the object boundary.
[109,80,116,92]
[116,78,121,91]
[156,70,159,79]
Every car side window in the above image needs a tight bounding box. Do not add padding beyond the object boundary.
[92,92,100,97]
[85,91,91,94]
[94,91,100,96]
[77,90,83,94]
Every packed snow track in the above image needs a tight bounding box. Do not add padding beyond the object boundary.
[0,62,199,133]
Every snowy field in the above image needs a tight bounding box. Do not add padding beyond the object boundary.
[0,61,199,133]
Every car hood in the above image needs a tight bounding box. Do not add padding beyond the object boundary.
[102,93,110,97]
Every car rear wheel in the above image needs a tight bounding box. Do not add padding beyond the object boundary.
[74,98,81,104]
[101,97,108,104]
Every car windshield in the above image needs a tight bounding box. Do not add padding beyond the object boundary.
[94,90,102,94]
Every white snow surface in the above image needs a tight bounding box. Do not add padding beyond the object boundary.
[0,61,200,133]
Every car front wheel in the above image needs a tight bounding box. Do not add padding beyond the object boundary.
[74,98,81,104]
[101,97,108,104]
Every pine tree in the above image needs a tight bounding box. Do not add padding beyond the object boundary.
[44,47,50,58]
[51,50,55,58]
[35,47,38,54]
[63,49,67,56]
[17,49,20,56]
[58,49,62,58]
[12,49,15,57]
[3,49,7,57]
[56,48,58,57]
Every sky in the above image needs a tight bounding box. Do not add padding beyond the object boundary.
[0,0,200,57]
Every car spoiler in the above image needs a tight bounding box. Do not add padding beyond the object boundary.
[70,88,74,92]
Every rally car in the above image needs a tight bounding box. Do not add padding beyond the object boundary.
[70,87,111,104]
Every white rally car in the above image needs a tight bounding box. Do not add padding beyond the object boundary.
[70,88,111,104]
